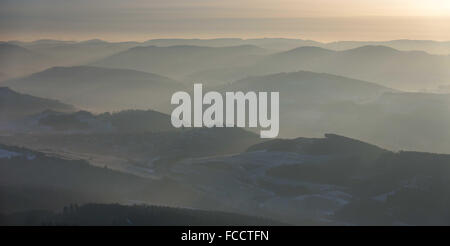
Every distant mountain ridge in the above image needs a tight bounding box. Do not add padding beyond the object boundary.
[6,39,450,90]
[326,39,450,55]
[10,38,450,53]
[192,45,450,90]
[7,40,139,68]
[92,44,269,80]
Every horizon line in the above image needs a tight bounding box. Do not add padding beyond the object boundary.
[2,37,450,44]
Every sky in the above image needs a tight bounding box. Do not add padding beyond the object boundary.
[0,0,449,42]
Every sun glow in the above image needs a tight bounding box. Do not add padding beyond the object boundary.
[412,0,450,16]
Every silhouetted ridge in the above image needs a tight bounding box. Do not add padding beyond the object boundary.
[1,203,285,226]
[247,133,386,156]
[279,45,334,55]
[343,45,401,54]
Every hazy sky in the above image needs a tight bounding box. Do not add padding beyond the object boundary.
[1,0,449,42]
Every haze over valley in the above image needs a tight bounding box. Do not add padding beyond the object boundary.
[1,0,450,226]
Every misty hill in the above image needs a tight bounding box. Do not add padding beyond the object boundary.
[262,45,450,91]
[4,66,185,111]
[192,45,450,90]
[360,92,450,151]
[0,203,284,226]
[220,70,394,138]
[256,135,450,225]
[0,127,262,183]
[296,91,450,154]
[220,70,450,154]
[92,45,268,80]
[168,134,450,225]
[0,87,75,123]
[15,39,140,66]
[0,43,54,80]
[222,70,394,105]
[0,43,37,60]
[0,144,201,213]
[0,127,261,167]
[325,39,450,55]
[3,130,450,225]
